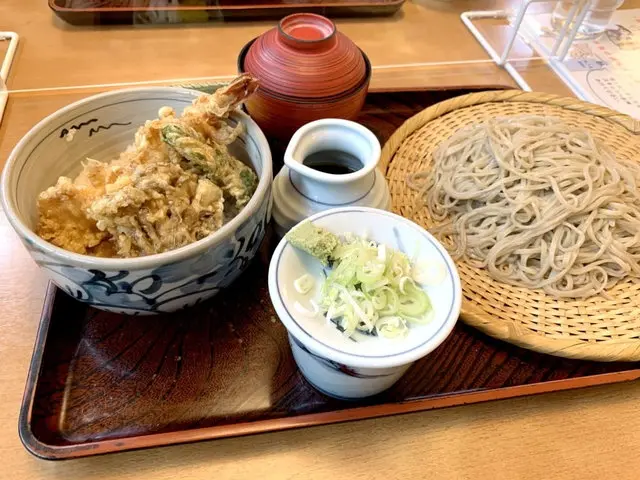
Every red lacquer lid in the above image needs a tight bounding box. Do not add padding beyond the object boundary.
[244,13,367,99]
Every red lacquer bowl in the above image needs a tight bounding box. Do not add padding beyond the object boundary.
[238,13,371,139]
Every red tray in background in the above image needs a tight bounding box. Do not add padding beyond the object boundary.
[49,0,406,25]
[19,89,640,460]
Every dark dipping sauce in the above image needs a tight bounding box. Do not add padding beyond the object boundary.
[303,150,363,175]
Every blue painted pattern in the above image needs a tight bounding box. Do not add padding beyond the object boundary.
[31,187,271,314]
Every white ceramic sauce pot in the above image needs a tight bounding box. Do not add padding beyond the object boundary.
[272,119,391,236]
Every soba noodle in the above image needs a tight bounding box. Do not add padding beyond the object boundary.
[408,116,640,298]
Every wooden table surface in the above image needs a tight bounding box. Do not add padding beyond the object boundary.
[0,1,638,478]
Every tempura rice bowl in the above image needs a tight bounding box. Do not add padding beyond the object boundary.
[1,87,273,314]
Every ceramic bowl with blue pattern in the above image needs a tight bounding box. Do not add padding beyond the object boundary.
[1,87,273,314]
[268,207,461,399]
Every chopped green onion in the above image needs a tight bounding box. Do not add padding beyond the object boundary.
[318,234,433,338]
[376,316,408,339]
[294,299,319,318]
[294,274,315,295]
[287,223,437,340]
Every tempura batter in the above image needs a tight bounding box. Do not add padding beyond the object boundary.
[36,74,259,258]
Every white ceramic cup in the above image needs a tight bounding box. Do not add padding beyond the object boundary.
[268,207,462,399]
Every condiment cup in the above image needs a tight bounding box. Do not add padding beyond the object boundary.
[268,207,462,399]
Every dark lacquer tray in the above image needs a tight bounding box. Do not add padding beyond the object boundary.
[50,0,405,25]
[19,90,640,460]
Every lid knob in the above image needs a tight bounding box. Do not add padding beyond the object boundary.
[277,13,337,50]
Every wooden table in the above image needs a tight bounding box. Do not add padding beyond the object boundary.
[0,1,638,478]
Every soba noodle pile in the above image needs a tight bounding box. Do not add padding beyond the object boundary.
[409,116,640,298]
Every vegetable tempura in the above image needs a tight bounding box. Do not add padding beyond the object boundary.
[37,74,259,258]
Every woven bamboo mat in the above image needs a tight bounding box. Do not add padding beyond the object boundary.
[380,90,640,362]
